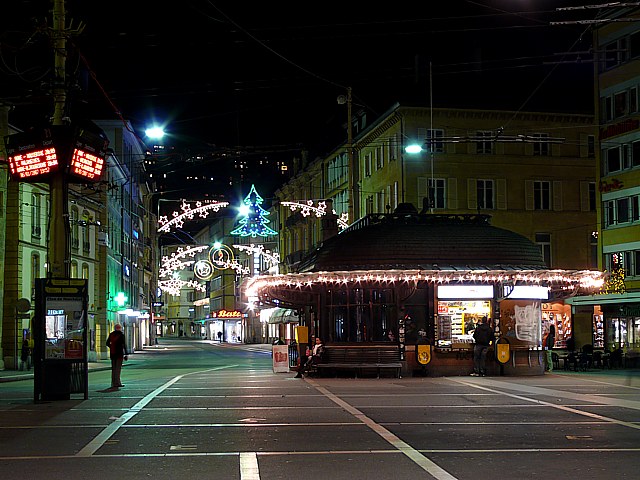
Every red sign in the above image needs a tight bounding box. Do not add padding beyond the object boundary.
[70,148,105,181]
[9,146,59,180]
[3,125,108,183]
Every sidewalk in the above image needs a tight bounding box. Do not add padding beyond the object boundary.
[0,341,275,383]
[0,347,159,384]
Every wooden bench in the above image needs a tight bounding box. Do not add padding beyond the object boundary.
[316,345,402,378]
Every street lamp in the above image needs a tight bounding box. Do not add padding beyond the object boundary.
[405,141,435,213]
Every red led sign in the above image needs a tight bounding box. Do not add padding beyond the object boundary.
[3,125,109,184]
[70,148,105,181]
[9,146,59,180]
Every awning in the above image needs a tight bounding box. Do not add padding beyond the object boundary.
[261,307,299,324]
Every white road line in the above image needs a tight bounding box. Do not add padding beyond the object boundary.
[450,378,640,431]
[75,365,237,457]
[240,452,260,480]
[307,379,458,480]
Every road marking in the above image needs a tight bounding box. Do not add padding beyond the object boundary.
[240,452,260,480]
[75,365,237,457]
[307,379,458,480]
[450,378,640,431]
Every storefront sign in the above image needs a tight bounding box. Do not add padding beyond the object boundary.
[438,285,493,299]
[505,285,549,300]
[214,309,242,318]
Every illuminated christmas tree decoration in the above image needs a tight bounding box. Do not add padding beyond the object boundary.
[281,200,349,230]
[233,243,280,268]
[601,253,626,295]
[158,200,229,233]
[230,185,277,237]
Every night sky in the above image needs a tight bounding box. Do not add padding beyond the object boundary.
[4,1,600,201]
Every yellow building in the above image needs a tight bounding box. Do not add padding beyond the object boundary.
[568,7,640,361]
[276,104,597,351]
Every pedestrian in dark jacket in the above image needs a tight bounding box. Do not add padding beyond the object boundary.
[471,317,495,376]
[543,324,556,372]
[106,324,128,388]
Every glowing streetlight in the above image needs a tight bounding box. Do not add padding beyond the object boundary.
[145,126,165,139]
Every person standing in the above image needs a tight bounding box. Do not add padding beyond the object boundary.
[471,317,495,377]
[20,338,31,371]
[543,324,556,372]
[106,324,128,388]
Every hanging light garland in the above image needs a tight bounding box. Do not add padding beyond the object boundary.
[246,268,606,299]
[233,243,280,268]
[158,200,229,233]
[281,200,350,229]
[159,245,210,278]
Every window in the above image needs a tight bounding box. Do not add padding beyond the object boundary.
[631,87,638,114]
[606,146,622,173]
[587,135,595,158]
[364,152,372,177]
[418,128,444,153]
[418,177,445,209]
[431,178,446,209]
[375,146,383,170]
[534,181,551,210]
[631,31,640,59]
[589,182,597,212]
[476,131,493,154]
[535,233,552,268]
[70,207,79,249]
[633,141,640,168]
[532,133,550,156]
[615,90,628,118]
[477,179,494,209]
[604,194,640,226]
[31,192,41,238]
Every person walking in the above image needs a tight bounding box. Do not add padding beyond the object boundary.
[471,317,495,377]
[106,324,128,388]
[543,324,556,372]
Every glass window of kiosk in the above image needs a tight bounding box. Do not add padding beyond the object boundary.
[45,307,84,359]
[436,300,490,350]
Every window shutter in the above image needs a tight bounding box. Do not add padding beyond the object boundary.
[580,181,590,211]
[525,180,534,211]
[448,178,457,210]
[579,134,588,158]
[417,177,428,206]
[553,181,563,211]
[467,178,478,210]
[496,179,507,210]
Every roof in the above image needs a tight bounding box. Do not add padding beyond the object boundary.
[297,207,546,273]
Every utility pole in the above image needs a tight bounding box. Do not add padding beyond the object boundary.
[50,0,69,278]
[346,87,359,222]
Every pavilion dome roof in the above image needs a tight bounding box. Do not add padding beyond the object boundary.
[296,205,546,273]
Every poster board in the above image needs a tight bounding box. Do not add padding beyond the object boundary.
[272,345,290,373]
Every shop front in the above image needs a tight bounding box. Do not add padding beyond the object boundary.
[247,209,604,376]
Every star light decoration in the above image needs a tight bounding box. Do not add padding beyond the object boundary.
[158,200,229,233]
[193,244,251,280]
[245,269,606,301]
[281,200,349,230]
[158,245,209,295]
[233,244,280,268]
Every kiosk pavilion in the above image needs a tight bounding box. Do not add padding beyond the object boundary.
[248,203,604,376]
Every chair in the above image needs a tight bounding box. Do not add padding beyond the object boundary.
[577,352,589,371]
[551,352,560,370]
[592,351,603,369]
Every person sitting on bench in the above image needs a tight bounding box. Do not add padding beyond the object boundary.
[295,337,325,378]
